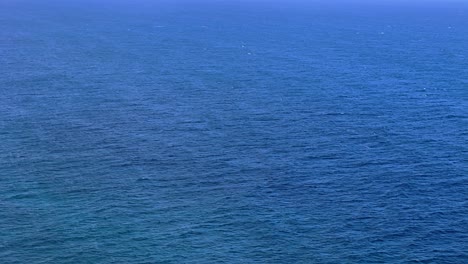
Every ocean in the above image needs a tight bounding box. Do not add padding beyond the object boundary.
[1,0,467,263]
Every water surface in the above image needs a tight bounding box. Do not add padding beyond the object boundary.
[1,1,467,263]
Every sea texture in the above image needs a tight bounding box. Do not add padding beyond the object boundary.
[1,1,467,263]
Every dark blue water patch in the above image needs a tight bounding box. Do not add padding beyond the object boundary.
[1,0,467,263]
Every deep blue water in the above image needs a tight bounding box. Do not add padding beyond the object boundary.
[1,0,467,263]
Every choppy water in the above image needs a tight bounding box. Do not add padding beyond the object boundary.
[1,1,467,263]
